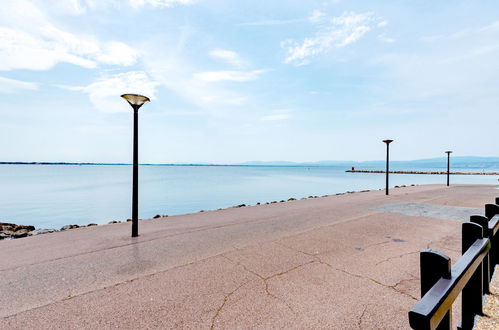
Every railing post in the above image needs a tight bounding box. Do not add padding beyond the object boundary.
[470,215,490,293]
[460,222,484,330]
[484,203,499,220]
[419,249,452,330]
[492,224,498,273]
[486,203,499,270]
[493,228,498,270]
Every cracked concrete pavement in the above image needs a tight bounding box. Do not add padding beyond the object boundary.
[0,184,497,329]
[371,202,483,221]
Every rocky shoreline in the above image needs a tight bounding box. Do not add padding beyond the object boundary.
[0,185,417,240]
[0,223,36,239]
[0,222,89,239]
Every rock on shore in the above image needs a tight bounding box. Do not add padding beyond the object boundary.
[29,228,57,236]
[0,222,35,239]
[0,222,61,239]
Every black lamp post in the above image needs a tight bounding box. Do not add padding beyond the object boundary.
[445,151,452,187]
[383,139,394,195]
[121,94,150,237]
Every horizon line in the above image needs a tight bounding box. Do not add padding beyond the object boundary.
[1,156,498,167]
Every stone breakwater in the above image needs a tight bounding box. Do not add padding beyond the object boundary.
[346,170,499,175]
[0,222,112,240]
[0,217,170,240]
[0,222,83,239]
[0,223,36,239]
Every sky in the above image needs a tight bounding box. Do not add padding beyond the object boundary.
[1,0,499,163]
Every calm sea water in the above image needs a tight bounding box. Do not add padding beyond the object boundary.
[0,164,497,229]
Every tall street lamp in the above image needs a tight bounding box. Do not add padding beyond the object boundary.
[121,94,150,237]
[445,151,452,187]
[383,139,394,195]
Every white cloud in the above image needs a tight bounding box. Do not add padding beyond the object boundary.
[377,34,395,43]
[423,20,499,43]
[240,8,340,27]
[95,42,141,66]
[194,70,267,82]
[209,49,248,68]
[377,20,388,27]
[370,19,499,107]
[282,11,384,65]
[239,18,306,26]
[62,71,160,112]
[0,0,140,71]
[421,35,443,42]
[442,44,499,64]
[437,20,499,41]
[261,114,291,121]
[0,76,38,93]
[32,0,195,14]
[143,49,256,112]
[261,109,293,121]
[308,10,326,24]
[129,0,195,8]
[39,0,97,15]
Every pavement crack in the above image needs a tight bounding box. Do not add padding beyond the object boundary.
[274,242,319,258]
[369,278,419,301]
[265,260,316,281]
[262,280,296,315]
[275,243,419,301]
[312,257,419,302]
[336,266,418,301]
[221,254,264,281]
[221,253,307,315]
[315,257,419,302]
[389,278,419,301]
[375,251,419,266]
[358,305,368,329]
[210,281,246,330]
[403,271,418,280]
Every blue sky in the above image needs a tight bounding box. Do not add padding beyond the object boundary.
[1,0,498,163]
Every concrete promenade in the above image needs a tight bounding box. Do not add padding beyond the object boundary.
[0,184,497,329]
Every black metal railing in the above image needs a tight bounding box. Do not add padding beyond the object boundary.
[408,198,499,330]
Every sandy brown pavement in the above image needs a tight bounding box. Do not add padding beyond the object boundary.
[0,184,497,329]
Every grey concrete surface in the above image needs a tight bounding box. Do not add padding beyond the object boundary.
[372,202,483,221]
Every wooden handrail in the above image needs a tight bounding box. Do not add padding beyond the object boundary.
[408,198,499,330]
[408,238,490,329]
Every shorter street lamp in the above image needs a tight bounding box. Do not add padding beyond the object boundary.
[383,139,394,195]
[445,151,452,187]
[121,94,150,237]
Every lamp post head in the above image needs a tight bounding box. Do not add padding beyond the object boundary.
[445,151,452,154]
[121,94,150,110]
[383,139,394,145]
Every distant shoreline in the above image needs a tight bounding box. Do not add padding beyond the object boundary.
[346,170,499,175]
[1,161,499,169]
[0,162,330,167]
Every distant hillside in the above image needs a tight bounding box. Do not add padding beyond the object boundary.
[1,156,498,169]
[238,157,499,169]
